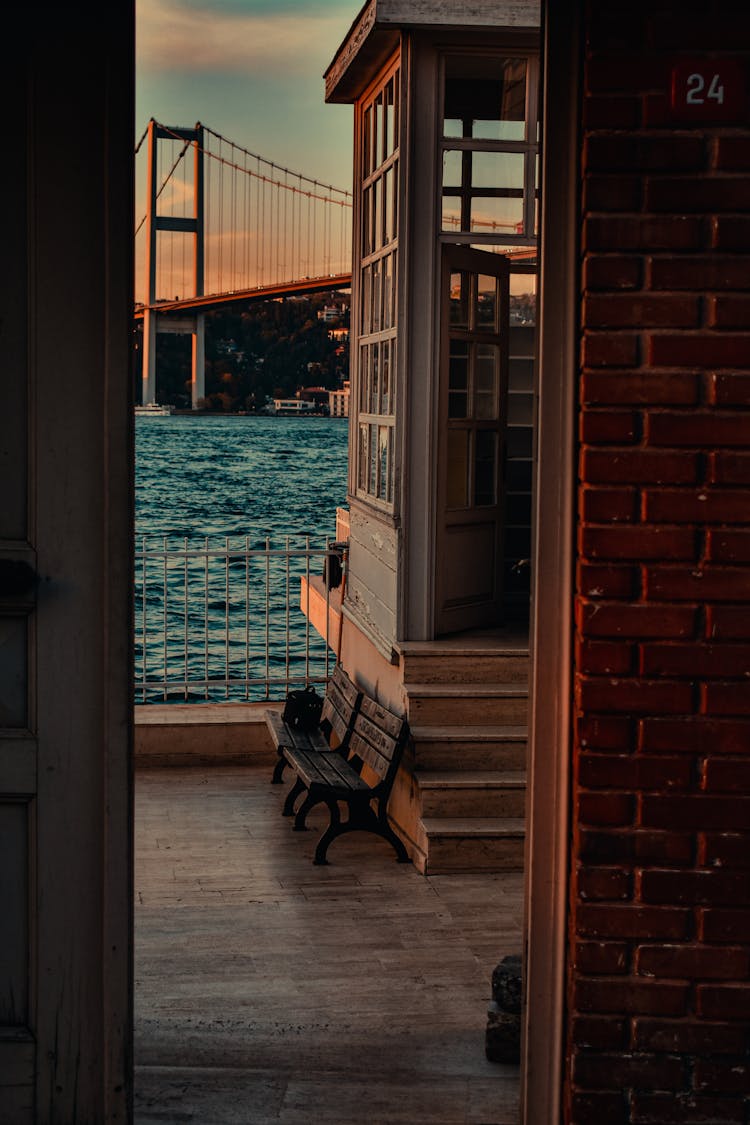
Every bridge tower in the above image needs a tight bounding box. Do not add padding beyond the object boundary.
[142,119,205,408]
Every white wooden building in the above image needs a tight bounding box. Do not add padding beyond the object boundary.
[310,0,541,877]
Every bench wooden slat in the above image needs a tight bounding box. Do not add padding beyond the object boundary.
[285,747,367,793]
[320,680,356,746]
[266,665,362,785]
[265,710,328,753]
[328,664,360,709]
[359,694,405,740]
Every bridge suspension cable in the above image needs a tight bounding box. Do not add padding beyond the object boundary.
[134,119,352,305]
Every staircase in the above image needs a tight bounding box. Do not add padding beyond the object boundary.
[390,638,529,875]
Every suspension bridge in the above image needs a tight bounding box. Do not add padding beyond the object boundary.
[134,120,353,406]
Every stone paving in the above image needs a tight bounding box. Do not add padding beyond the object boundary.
[134,765,523,1123]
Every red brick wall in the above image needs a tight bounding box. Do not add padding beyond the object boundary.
[568,4,750,1122]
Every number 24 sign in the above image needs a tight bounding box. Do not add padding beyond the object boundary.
[670,59,747,123]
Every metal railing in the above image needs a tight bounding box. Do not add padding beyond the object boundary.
[134,535,345,704]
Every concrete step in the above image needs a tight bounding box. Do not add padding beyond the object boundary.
[399,645,529,685]
[405,683,528,725]
[417,817,526,875]
[410,724,527,770]
[416,770,526,818]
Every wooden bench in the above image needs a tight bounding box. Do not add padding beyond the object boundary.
[265,663,362,788]
[280,692,411,866]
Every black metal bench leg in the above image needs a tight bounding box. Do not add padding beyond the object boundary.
[271,754,287,784]
[313,800,410,865]
[313,799,343,864]
[293,791,322,831]
[282,777,306,817]
[375,805,410,863]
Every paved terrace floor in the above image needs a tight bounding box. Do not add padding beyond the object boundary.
[135,765,524,1124]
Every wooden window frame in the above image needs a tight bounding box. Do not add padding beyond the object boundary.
[439,49,541,248]
[353,54,401,513]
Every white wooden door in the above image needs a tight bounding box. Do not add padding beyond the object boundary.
[0,9,133,1120]
[435,245,510,634]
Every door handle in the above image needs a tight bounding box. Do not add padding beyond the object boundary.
[0,559,38,597]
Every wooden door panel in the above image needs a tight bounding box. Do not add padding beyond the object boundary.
[436,245,509,635]
[442,521,498,606]
[0,8,134,1117]
[0,800,30,1027]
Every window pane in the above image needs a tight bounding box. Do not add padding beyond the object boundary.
[358,424,368,490]
[363,107,372,178]
[443,150,463,189]
[372,258,382,332]
[372,95,381,171]
[471,196,524,236]
[359,344,369,412]
[444,56,526,141]
[377,426,389,501]
[361,265,371,334]
[384,165,394,244]
[373,178,382,251]
[449,340,469,388]
[382,252,394,330]
[470,151,524,191]
[447,430,469,509]
[449,272,471,327]
[510,272,537,325]
[369,424,377,494]
[470,244,538,266]
[475,344,500,420]
[362,185,372,256]
[381,339,391,414]
[477,276,498,329]
[449,340,468,418]
[442,197,462,232]
[371,342,380,414]
[385,79,396,158]
[474,430,497,506]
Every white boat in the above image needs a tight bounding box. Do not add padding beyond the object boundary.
[135,403,173,416]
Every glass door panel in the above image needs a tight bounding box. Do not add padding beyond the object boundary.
[436,245,509,634]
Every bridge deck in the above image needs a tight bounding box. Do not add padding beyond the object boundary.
[134,273,352,318]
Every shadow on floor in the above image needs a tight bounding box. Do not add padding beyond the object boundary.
[135,765,523,1124]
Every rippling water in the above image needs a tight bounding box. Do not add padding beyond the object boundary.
[136,414,349,541]
[135,414,349,702]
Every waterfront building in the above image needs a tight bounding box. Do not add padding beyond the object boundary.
[317,304,344,323]
[271,397,317,416]
[328,379,350,418]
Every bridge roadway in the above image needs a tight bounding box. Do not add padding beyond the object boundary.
[133,272,352,319]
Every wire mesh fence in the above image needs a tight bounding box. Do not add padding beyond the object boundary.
[134,535,343,704]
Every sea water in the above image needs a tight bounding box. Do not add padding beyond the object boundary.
[136,414,348,541]
[135,414,349,702]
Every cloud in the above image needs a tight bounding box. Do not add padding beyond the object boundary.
[137,0,357,76]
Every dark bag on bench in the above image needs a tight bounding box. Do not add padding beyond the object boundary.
[282,685,324,732]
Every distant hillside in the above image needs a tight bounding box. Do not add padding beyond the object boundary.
[133,291,350,412]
